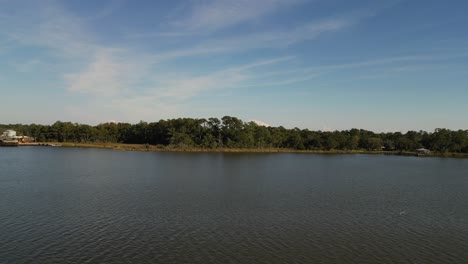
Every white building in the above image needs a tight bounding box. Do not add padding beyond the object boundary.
[1,130,17,140]
[416,148,431,154]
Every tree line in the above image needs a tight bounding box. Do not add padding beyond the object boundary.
[1,116,468,153]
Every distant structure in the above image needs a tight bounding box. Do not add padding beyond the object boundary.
[416,148,431,155]
[1,130,34,143]
[1,130,17,140]
[1,130,20,146]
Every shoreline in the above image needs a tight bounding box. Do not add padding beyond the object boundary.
[22,142,468,158]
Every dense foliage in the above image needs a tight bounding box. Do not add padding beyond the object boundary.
[1,117,468,153]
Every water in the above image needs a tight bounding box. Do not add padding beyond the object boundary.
[1,147,468,264]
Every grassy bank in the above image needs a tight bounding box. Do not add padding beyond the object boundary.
[37,142,468,158]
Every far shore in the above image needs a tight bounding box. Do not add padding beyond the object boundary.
[21,142,468,158]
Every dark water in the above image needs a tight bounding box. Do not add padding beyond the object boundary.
[1,147,468,264]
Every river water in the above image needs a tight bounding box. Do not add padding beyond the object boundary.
[1,147,467,263]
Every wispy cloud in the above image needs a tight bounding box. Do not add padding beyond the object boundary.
[147,16,361,63]
[207,18,355,49]
[2,3,98,58]
[311,52,468,75]
[313,55,435,70]
[239,52,468,87]
[65,50,128,95]
[79,0,126,21]
[147,56,293,100]
[1,1,261,114]
[1,0,427,124]
[250,119,271,127]
[1,1,158,98]
[102,56,292,121]
[242,75,322,87]
[173,0,306,33]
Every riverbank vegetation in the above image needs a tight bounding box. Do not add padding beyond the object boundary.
[2,116,468,154]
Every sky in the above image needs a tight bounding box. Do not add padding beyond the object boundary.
[0,0,467,132]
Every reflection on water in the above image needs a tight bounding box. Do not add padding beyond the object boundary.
[1,147,468,263]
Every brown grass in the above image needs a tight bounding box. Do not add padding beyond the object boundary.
[36,142,468,158]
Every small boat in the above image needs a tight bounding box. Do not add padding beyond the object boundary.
[0,139,19,147]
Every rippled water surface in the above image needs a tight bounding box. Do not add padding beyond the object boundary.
[1,147,468,263]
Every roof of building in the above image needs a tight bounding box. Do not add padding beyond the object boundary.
[416,148,431,152]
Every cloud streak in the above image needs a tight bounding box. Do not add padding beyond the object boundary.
[0,0,410,124]
[65,51,128,95]
[79,0,126,21]
[173,0,306,33]
[146,56,293,100]
[103,56,293,121]
[146,16,362,63]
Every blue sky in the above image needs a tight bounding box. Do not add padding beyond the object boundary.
[1,0,467,131]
